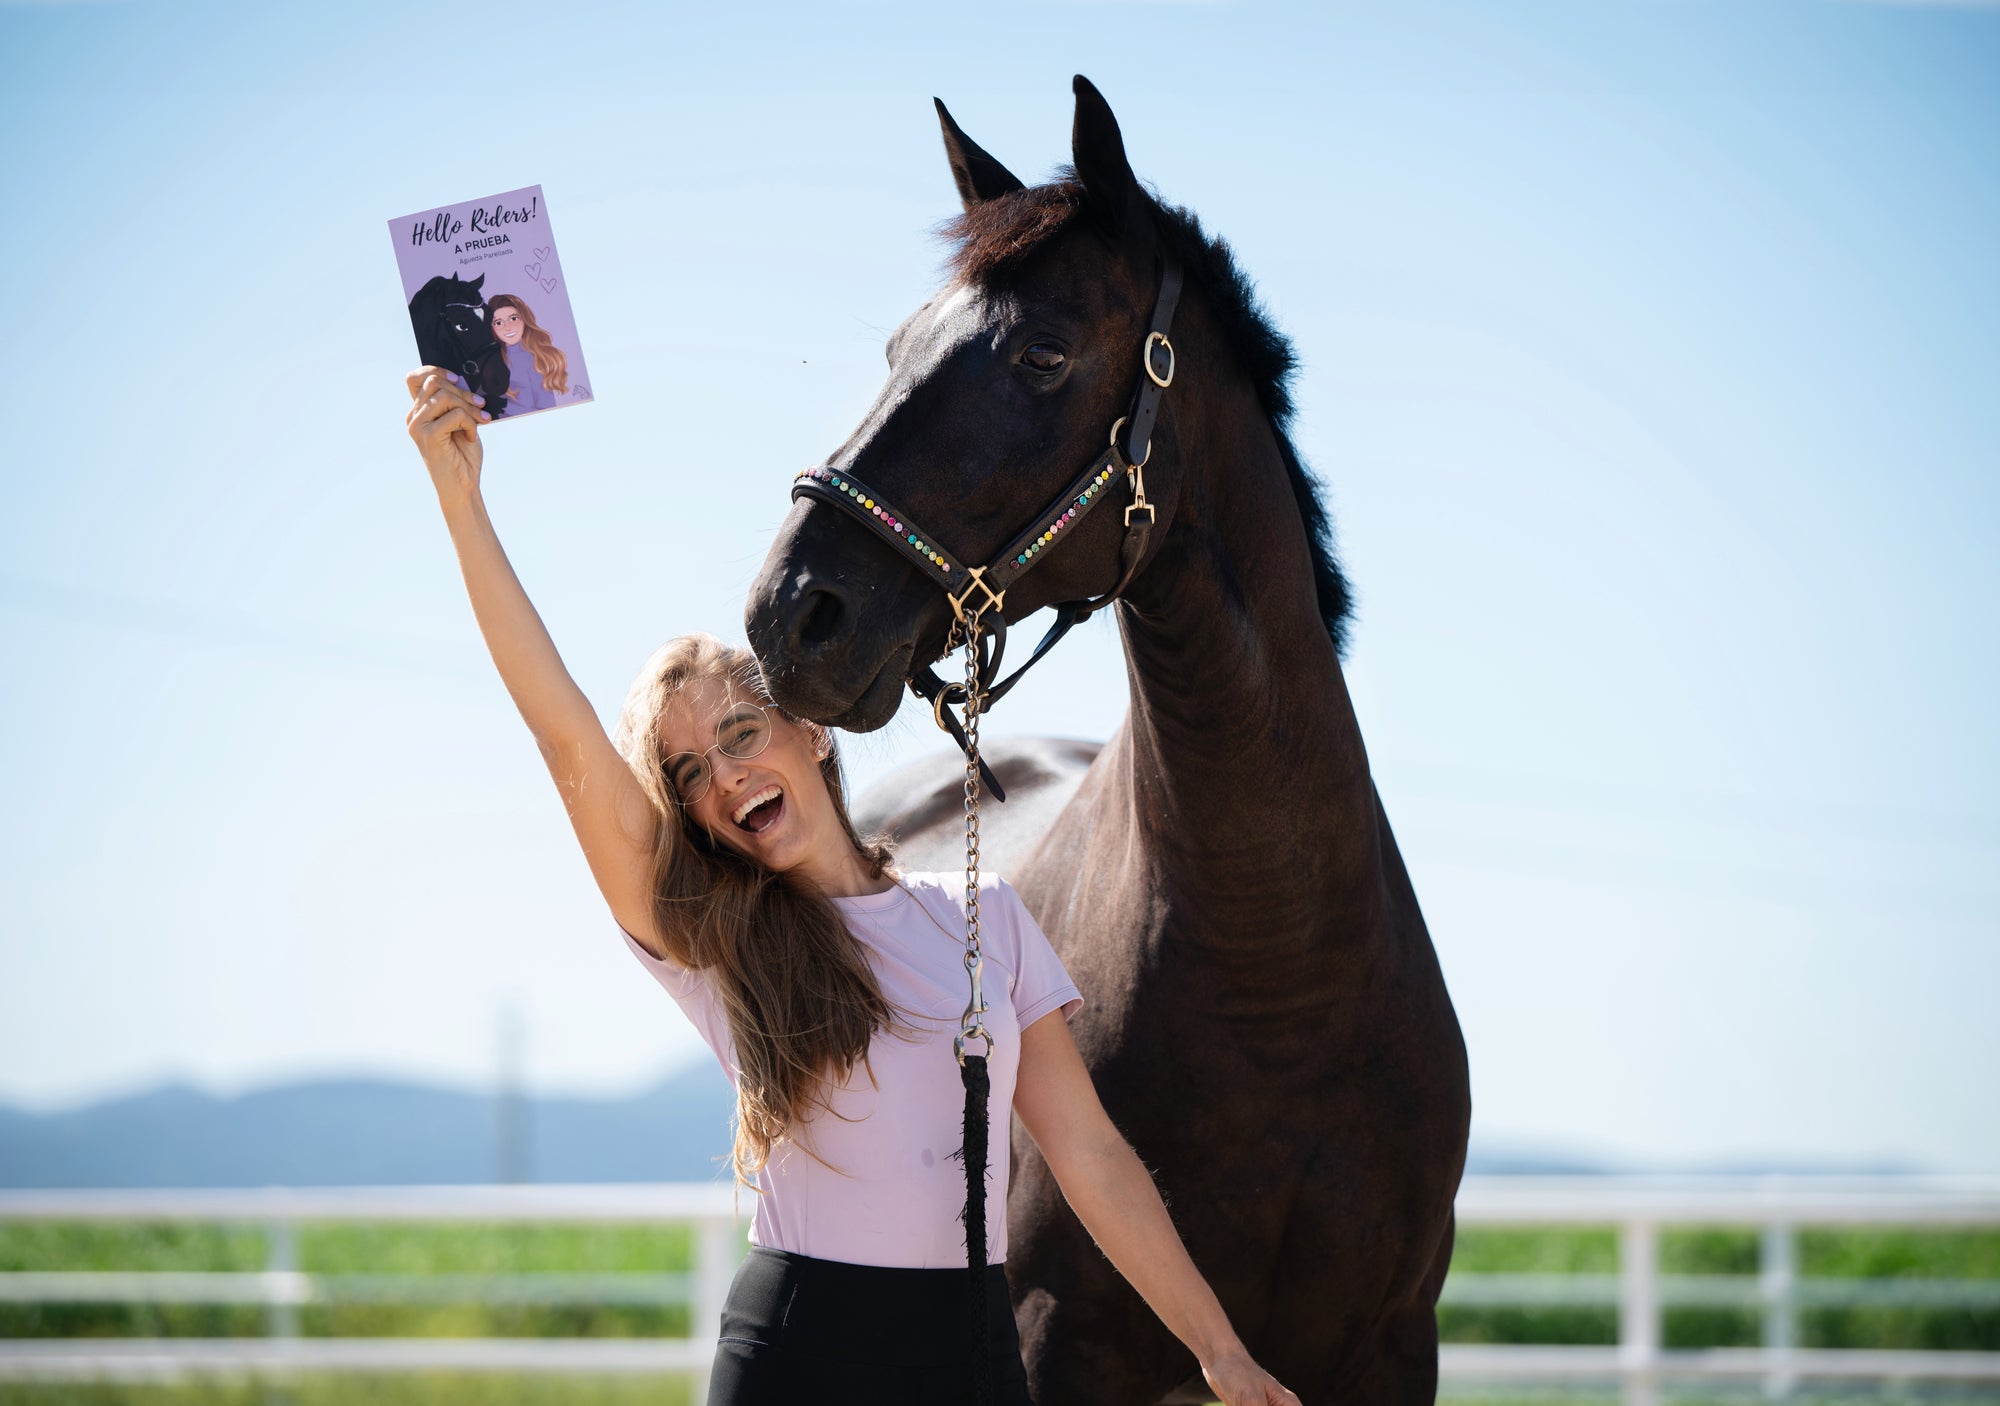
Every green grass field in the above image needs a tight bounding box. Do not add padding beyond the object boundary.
[0,1381,700,1406]
[1441,1225,2000,1353]
[1,1222,1996,1402]
[1,1381,1991,1406]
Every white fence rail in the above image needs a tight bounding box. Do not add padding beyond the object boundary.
[1445,1175,2000,1405]
[1,1174,1997,1402]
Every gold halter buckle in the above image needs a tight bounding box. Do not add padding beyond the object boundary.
[946,565,1006,627]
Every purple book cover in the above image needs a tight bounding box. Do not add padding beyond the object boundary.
[388,184,593,422]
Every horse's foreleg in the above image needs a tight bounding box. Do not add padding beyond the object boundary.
[1339,1204,1453,1405]
[1007,1136,1189,1405]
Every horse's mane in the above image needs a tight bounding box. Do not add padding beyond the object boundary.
[941,172,1355,658]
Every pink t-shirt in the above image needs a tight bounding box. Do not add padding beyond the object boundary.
[617,871,1083,1269]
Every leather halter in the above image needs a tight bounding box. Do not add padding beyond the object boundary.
[791,261,1184,800]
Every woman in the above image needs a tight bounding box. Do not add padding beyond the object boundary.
[487,293,569,414]
[404,366,1300,1406]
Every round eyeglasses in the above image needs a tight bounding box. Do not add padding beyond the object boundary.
[663,702,773,805]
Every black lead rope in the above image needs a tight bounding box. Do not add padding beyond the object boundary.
[956,1051,993,1406]
[790,262,1186,1403]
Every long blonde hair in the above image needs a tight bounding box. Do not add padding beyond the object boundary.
[488,293,570,395]
[611,632,900,1186]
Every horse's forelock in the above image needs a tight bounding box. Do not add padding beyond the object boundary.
[939,178,1086,286]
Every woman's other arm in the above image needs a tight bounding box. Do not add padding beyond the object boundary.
[404,367,669,953]
[1013,1011,1302,1406]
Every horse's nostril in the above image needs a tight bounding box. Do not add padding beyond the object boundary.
[795,587,847,651]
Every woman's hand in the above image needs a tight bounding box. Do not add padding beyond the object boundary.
[405,366,490,501]
[1202,1348,1302,1405]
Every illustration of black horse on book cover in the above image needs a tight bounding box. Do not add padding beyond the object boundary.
[407,272,511,415]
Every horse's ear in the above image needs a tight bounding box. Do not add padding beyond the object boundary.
[1071,75,1141,239]
[934,98,1024,210]
[467,272,486,292]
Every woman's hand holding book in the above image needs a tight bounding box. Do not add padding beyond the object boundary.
[404,366,488,504]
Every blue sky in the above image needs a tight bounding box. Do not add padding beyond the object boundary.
[2,0,1995,1172]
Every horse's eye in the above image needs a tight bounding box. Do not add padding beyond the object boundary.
[1021,342,1066,373]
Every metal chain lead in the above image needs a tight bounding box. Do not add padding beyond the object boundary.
[955,612,991,1064]
[952,611,997,1406]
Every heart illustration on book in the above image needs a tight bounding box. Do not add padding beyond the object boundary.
[534,247,551,261]
[523,261,543,280]
[540,277,558,293]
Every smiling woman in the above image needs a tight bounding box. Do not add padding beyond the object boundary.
[399,204,1299,1403]
[606,632,916,1188]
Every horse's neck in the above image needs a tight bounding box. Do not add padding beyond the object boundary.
[1110,356,1383,943]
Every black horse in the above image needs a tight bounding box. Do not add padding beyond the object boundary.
[407,272,510,415]
[748,77,1470,1405]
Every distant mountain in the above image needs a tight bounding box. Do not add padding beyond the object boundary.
[1461,1137,1927,1178]
[0,1065,740,1189]
[0,1072,1926,1188]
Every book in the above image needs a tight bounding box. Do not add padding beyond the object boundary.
[388,183,593,421]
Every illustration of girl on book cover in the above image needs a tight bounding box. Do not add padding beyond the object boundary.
[486,293,572,414]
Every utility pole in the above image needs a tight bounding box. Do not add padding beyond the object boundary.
[496,991,533,1184]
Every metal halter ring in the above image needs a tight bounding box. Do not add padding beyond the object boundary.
[1109,415,1151,472]
[1143,330,1176,389]
[931,679,970,733]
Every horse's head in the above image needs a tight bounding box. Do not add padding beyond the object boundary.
[409,272,511,411]
[745,77,1187,730]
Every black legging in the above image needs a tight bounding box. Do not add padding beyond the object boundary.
[706,1245,1035,1404]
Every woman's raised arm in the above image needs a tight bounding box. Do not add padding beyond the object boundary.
[404,367,670,953]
